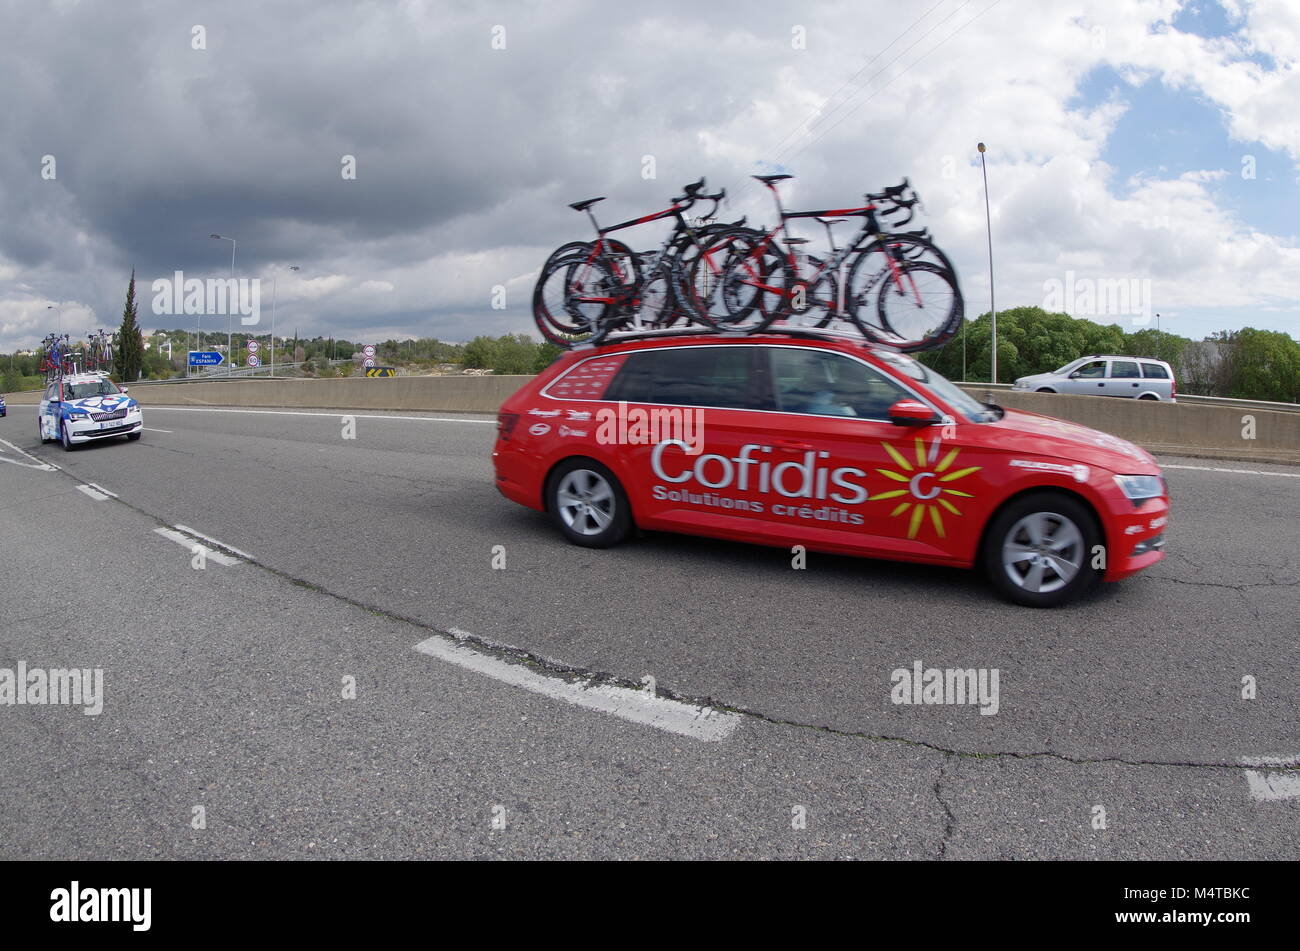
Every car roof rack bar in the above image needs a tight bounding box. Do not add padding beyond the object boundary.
[570,324,879,351]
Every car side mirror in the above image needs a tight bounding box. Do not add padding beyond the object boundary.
[1068,371,1080,379]
[120,386,129,393]
[888,399,940,427]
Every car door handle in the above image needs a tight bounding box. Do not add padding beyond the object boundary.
[775,439,813,451]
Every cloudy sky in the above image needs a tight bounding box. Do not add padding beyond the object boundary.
[1,0,1297,350]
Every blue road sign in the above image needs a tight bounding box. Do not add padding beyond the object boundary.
[188,351,224,367]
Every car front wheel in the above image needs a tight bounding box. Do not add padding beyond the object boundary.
[982,491,1102,607]
[60,421,75,451]
[546,458,632,548]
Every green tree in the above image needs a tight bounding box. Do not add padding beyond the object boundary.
[114,270,145,382]
[461,335,498,369]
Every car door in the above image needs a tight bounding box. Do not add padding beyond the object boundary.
[751,345,986,561]
[1064,359,1108,395]
[1140,361,1172,399]
[39,383,57,439]
[600,344,774,534]
[1105,359,1142,398]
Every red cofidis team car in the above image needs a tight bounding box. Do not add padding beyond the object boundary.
[492,331,1169,607]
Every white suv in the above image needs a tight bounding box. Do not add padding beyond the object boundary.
[38,373,144,449]
[1013,356,1175,401]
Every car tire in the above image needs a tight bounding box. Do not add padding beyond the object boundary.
[39,418,50,443]
[126,432,141,441]
[545,458,632,548]
[60,421,75,451]
[1035,387,1056,394]
[1138,394,1158,400]
[981,491,1102,608]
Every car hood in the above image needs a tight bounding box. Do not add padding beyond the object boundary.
[63,394,136,413]
[984,407,1159,473]
[1014,372,1056,386]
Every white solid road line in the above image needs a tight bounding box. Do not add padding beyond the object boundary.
[76,484,111,501]
[1240,756,1300,801]
[143,406,495,424]
[153,527,243,567]
[143,427,172,433]
[414,634,741,742]
[1162,463,1300,479]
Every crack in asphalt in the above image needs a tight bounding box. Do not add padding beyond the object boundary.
[26,441,1298,778]
[934,754,957,860]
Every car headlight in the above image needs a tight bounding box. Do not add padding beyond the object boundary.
[1114,474,1164,502]
[66,411,90,420]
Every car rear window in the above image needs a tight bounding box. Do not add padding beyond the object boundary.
[1141,362,1169,379]
[605,346,763,409]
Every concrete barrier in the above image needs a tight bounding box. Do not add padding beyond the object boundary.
[953,387,1299,466]
[6,374,1296,464]
[4,375,535,414]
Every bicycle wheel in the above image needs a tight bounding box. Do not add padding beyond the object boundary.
[714,232,786,332]
[861,260,963,352]
[533,252,617,348]
[675,225,759,329]
[846,236,956,340]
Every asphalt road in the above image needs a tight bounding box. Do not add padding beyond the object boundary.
[0,402,1295,859]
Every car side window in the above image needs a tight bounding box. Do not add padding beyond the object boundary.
[766,348,908,419]
[1141,362,1169,379]
[606,346,762,409]
[1109,360,1140,379]
[1074,360,1107,379]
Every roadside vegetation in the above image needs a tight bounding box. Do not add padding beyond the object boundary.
[918,306,1299,402]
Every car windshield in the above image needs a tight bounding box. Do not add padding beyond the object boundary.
[874,351,997,423]
[1053,359,1084,374]
[62,380,120,399]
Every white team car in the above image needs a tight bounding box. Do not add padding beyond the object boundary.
[38,372,143,450]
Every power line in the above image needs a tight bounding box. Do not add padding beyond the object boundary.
[729,0,976,213]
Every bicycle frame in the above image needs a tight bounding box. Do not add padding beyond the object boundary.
[568,197,718,329]
[736,180,921,316]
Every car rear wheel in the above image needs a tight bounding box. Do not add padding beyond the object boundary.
[982,492,1102,607]
[546,458,632,548]
[39,417,50,443]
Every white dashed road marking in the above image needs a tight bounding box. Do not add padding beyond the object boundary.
[152,527,245,567]
[1162,464,1300,479]
[0,436,58,471]
[1241,756,1300,801]
[173,524,254,561]
[414,633,740,742]
[76,484,111,501]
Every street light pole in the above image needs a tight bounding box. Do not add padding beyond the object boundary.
[210,234,236,375]
[269,265,298,378]
[978,143,997,383]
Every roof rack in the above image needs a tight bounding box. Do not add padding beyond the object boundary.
[571,323,884,352]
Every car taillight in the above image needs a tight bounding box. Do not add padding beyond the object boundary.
[497,412,519,441]
[1170,377,1176,399]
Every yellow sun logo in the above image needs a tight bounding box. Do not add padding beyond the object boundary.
[870,437,981,540]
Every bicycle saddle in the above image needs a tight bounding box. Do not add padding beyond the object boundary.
[568,197,606,211]
[753,174,793,184]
